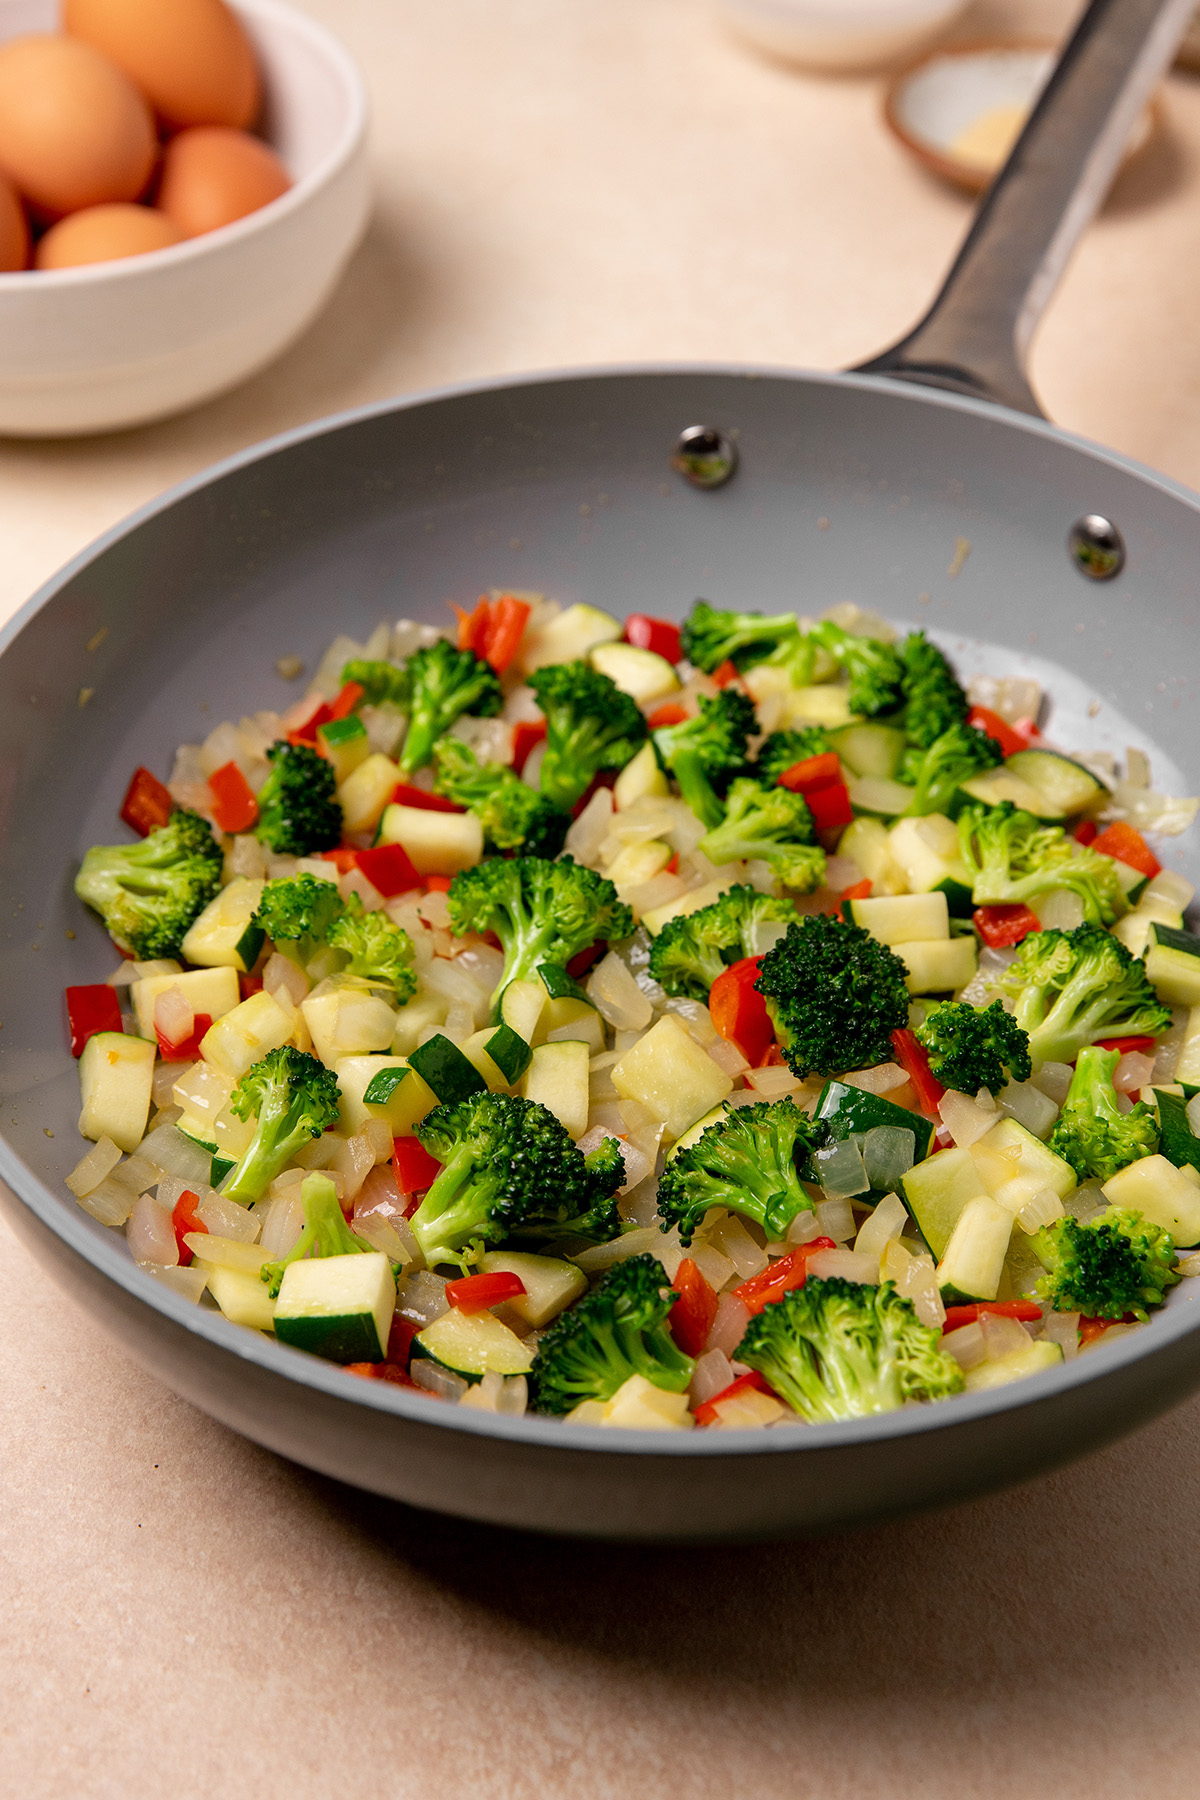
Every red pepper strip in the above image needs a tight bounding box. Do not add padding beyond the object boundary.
[1074,820,1099,847]
[664,852,680,876]
[733,1240,837,1317]
[776,751,842,793]
[693,1370,775,1426]
[319,846,360,874]
[155,1011,212,1061]
[840,878,872,903]
[172,1189,206,1266]
[346,1316,418,1380]
[455,597,490,654]
[65,983,123,1057]
[566,940,606,979]
[393,1136,442,1207]
[624,613,682,664]
[710,955,774,1067]
[806,782,854,832]
[208,760,258,834]
[1092,821,1161,880]
[711,659,740,688]
[1078,1314,1140,1346]
[512,718,547,776]
[445,1271,528,1313]
[390,782,465,813]
[966,705,1028,758]
[942,1301,1043,1333]
[891,1027,945,1113]
[669,1258,719,1356]
[1094,1035,1158,1056]
[287,700,334,746]
[239,974,264,999]
[481,596,531,673]
[424,874,454,893]
[353,841,421,898]
[973,904,1042,949]
[647,702,688,729]
[120,766,173,836]
[327,680,366,721]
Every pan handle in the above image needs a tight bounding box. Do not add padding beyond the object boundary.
[856,0,1196,416]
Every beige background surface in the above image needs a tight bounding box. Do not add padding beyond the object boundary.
[4,2,1200,1794]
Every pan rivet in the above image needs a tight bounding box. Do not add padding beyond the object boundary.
[1068,514,1125,580]
[672,425,738,490]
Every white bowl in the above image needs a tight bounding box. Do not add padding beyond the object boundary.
[0,0,370,436]
[716,0,970,74]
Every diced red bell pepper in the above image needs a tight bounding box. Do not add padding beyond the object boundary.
[624,614,682,664]
[444,1271,528,1314]
[287,700,334,745]
[512,718,547,776]
[1074,820,1099,847]
[941,1300,1042,1333]
[966,705,1028,759]
[390,782,465,813]
[239,973,264,999]
[319,846,360,874]
[172,1189,207,1266]
[732,1240,837,1318]
[566,940,606,979]
[1077,1314,1139,1346]
[455,595,531,673]
[890,1028,945,1113]
[455,597,489,654]
[777,752,842,793]
[65,983,123,1057]
[1092,821,1161,880]
[973,904,1042,948]
[693,1370,775,1426]
[155,1011,211,1061]
[664,852,679,876]
[119,766,173,837]
[710,659,740,688]
[352,841,421,897]
[393,1137,442,1208]
[647,702,689,730]
[709,955,774,1067]
[1094,1035,1158,1056]
[424,874,454,893]
[208,760,258,834]
[840,878,872,903]
[806,782,854,832]
[327,680,365,721]
[386,1314,418,1368]
[669,1258,719,1356]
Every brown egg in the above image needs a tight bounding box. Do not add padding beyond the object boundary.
[63,0,261,131]
[158,126,290,237]
[0,171,30,272]
[0,35,157,219]
[35,203,185,270]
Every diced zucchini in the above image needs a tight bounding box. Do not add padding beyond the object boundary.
[611,1015,732,1138]
[900,1144,990,1259]
[522,1039,590,1136]
[477,1250,587,1326]
[936,1194,1013,1303]
[78,1031,156,1154]
[614,740,669,809]
[897,936,978,995]
[569,1373,693,1429]
[199,1262,277,1332]
[180,876,266,972]
[543,996,605,1054]
[1003,749,1106,818]
[838,816,906,895]
[846,775,916,817]
[1145,923,1200,1007]
[969,1116,1076,1216]
[784,685,857,728]
[274,1252,396,1363]
[1176,1006,1200,1087]
[336,1053,438,1135]
[815,1080,935,1160]
[957,768,1063,819]
[963,1339,1063,1392]
[887,815,975,914]
[519,602,622,674]
[407,1032,488,1103]
[848,892,949,945]
[1102,1153,1200,1248]
[316,713,370,784]
[338,752,401,834]
[459,1030,513,1091]
[665,1101,726,1163]
[590,641,680,706]
[1109,858,1149,905]
[131,965,240,1041]
[483,1023,533,1084]
[377,803,484,875]
[200,989,295,1079]
[391,991,450,1057]
[1149,1089,1200,1176]
[301,979,396,1066]
[499,977,548,1044]
[414,1307,535,1379]
[1113,902,1182,959]
[642,878,734,937]
[831,722,906,780]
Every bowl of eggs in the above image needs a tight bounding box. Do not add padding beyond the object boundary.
[0,0,369,435]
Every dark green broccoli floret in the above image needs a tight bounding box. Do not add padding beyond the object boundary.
[527,660,648,811]
[809,620,904,717]
[899,631,970,749]
[431,736,569,857]
[254,871,346,970]
[735,1276,964,1422]
[958,802,1123,925]
[409,1092,625,1270]
[647,884,796,1000]
[75,807,222,960]
[653,688,757,829]
[341,657,411,709]
[916,999,1032,1095]
[259,1171,373,1298]
[679,599,802,673]
[255,740,343,856]
[1030,1207,1180,1321]
[999,922,1171,1067]
[754,728,833,784]
[447,854,632,1009]
[656,1098,820,1245]
[397,641,503,776]
[697,778,826,891]
[899,721,1004,816]
[326,893,417,1001]
[220,1047,342,1204]
[756,913,910,1079]
[1046,1046,1159,1182]
[530,1254,695,1416]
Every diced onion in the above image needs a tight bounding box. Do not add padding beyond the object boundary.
[257,1187,307,1258]
[587,952,652,1031]
[814,1137,870,1200]
[66,1136,123,1198]
[943,1321,988,1369]
[1032,889,1085,931]
[572,1224,664,1272]
[690,1347,736,1404]
[853,1192,909,1262]
[744,1064,804,1100]
[841,1061,909,1097]
[136,1123,214,1185]
[938,1088,998,1149]
[706,1293,752,1358]
[73,1176,136,1228]
[814,1195,856,1242]
[1016,1186,1065,1234]
[979,1312,1033,1360]
[1039,1311,1079,1359]
[564,787,613,862]
[1188,1094,1200,1137]
[706,1214,768,1279]
[997,1078,1059,1139]
[1104,782,1199,836]
[138,1262,207,1302]
[787,1208,823,1245]
[197,1189,260,1242]
[1114,1051,1155,1094]
[805,1247,878,1285]
[410,1360,468,1403]
[397,1269,450,1327]
[1031,1061,1074,1106]
[126,1192,178,1266]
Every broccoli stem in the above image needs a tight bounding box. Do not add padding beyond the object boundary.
[670,746,723,829]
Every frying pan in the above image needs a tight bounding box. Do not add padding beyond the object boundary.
[1,0,1197,1542]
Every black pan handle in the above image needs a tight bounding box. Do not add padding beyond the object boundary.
[856,0,1196,416]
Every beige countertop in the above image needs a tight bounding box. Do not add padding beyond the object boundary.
[5,3,1200,1794]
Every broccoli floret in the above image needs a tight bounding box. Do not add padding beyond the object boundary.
[899,631,969,749]
[431,736,569,857]
[697,778,827,891]
[735,1276,965,1422]
[397,641,503,776]
[899,721,1004,816]
[754,728,833,785]
[409,1092,625,1270]
[647,883,797,1000]
[999,922,1171,1067]
[527,660,648,811]
[530,1254,695,1415]
[656,1098,820,1245]
[958,801,1122,925]
[254,871,346,969]
[916,999,1032,1095]
[341,657,411,709]
[653,688,757,829]
[1046,1045,1160,1182]
[808,620,904,717]
[756,913,910,1079]
[255,740,343,857]
[679,599,802,673]
[1030,1207,1180,1321]
[259,1171,373,1298]
[326,893,417,1001]
[75,807,223,960]
[447,854,632,1009]
[220,1047,342,1204]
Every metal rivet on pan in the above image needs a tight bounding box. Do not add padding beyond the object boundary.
[1068,514,1125,580]
[672,425,738,489]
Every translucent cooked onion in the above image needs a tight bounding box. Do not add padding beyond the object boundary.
[137,1123,214,1186]
[66,1136,122,1199]
[138,1262,207,1302]
[397,1269,450,1327]
[422,954,491,1027]
[75,1176,136,1228]
[257,1187,306,1258]
[853,1192,908,1262]
[707,1293,752,1358]
[787,1208,823,1245]
[997,1078,1059,1139]
[706,1214,768,1279]
[1016,1186,1065,1234]
[942,1321,987,1370]
[197,1189,260,1242]
[691,1347,736,1404]
[1031,1061,1073,1106]
[126,1192,178,1266]
[938,1089,998,1149]
[842,1061,908,1097]
[805,1247,878,1285]
[744,1064,804,1100]
[814,1195,857,1241]
[979,1312,1033,1360]
[154,987,193,1047]
[814,1137,870,1200]
[564,787,612,862]
[411,1360,468,1402]
[587,952,652,1031]
[1032,889,1085,931]
[1114,1051,1155,1094]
